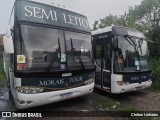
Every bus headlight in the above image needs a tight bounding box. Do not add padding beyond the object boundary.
[117,81,123,86]
[16,87,44,94]
[117,81,130,86]
[84,78,95,85]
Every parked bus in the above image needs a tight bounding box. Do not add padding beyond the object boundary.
[92,26,152,93]
[3,0,94,109]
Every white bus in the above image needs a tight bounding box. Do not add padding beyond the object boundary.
[3,0,94,109]
[92,26,152,94]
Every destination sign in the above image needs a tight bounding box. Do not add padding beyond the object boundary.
[15,0,91,32]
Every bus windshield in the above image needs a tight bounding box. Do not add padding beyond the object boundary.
[16,24,93,72]
[114,36,149,73]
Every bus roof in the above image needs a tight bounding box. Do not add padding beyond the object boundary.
[92,26,112,35]
[92,26,145,38]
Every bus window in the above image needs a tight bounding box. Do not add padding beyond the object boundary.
[95,45,102,59]
[114,36,149,72]
[65,31,93,70]
[104,43,111,70]
[18,25,65,71]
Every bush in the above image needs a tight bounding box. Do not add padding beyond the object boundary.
[149,58,160,92]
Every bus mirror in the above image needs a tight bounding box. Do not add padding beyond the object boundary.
[3,35,14,54]
[113,36,118,51]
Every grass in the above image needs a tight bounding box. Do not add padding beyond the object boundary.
[149,58,160,93]
[97,95,139,111]
[0,60,4,87]
[97,95,120,109]
[97,96,151,120]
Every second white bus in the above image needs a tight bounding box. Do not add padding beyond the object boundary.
[92,26,152,93]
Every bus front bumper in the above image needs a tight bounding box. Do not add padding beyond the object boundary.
[111,80,152,94]
[14,83,94,109]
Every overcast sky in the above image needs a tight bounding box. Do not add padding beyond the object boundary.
[0,0,142,34]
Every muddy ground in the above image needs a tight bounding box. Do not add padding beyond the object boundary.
[0,87,160,120]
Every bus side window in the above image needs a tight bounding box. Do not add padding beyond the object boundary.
[95,45,102,59]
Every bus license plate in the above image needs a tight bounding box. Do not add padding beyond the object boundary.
[60,93,72,99]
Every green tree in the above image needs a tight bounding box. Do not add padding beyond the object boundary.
[133,0,160,57]
[92,0,160,57]
[92,20,99,31]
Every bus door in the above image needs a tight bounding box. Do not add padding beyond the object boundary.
[94,39,111,89]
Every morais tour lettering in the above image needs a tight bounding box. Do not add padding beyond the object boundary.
[21,72,94,88]
[39,79,64,86]
[39,77,83,86]
[70,77,83,83]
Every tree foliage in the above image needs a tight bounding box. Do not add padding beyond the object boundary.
[92,0,160,58]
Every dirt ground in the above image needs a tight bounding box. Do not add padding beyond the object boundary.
[111,89,160,111]
[91,89,160,111]
[0,88,160,120]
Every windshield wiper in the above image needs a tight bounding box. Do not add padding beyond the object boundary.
[58,38,61,60]
[124,35,136,47]
[70,39,85,70]
[46,38,61,72]
[138,38,143,55]
[124,35,144,55]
